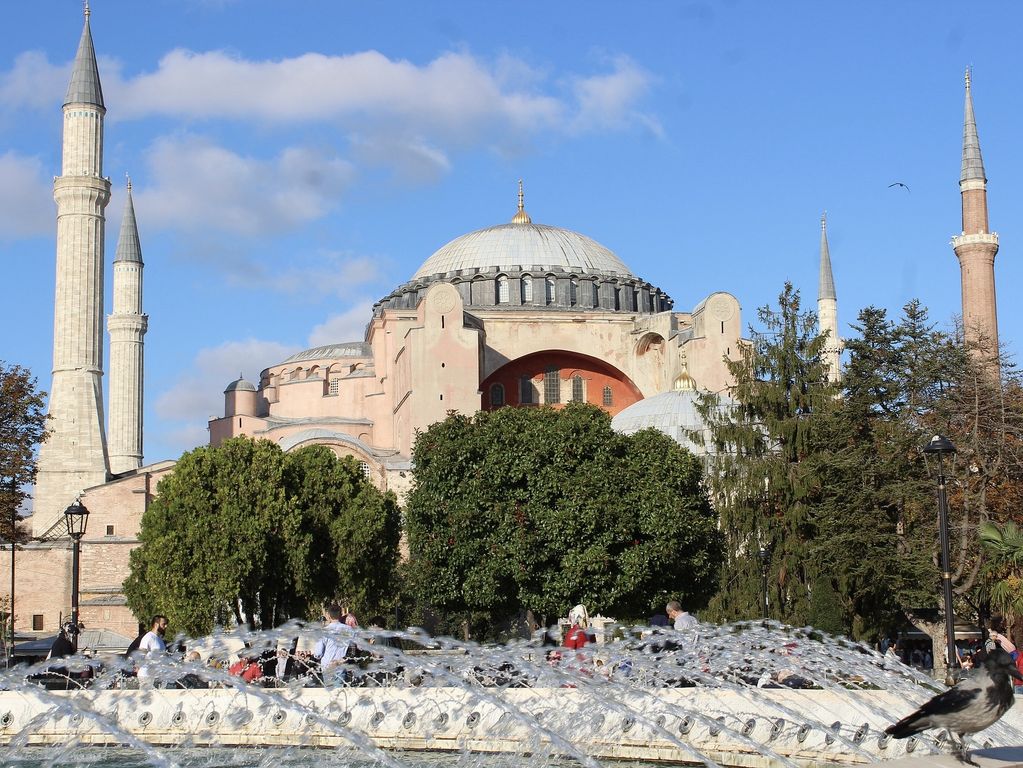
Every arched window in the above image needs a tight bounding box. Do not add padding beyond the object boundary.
[544,367,560,404]
[328,378,340,396]
[592,282,601,307]
[613,287,621,311]
[490,383,505,407]
[359,460,371,479]
[545,276,556,305]
[497,275,509,304]
[602,386,613,407]
[571,375,584,402]
[570,278,578,306]
[520,377,536,404]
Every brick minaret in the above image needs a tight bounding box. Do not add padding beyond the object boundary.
[817,212,841,383]
[33,5,111,536]
[951,69,999,359]
[107,177,147,474]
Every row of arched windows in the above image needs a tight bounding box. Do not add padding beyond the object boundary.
[489,377,613,407]
[494,275,582,306]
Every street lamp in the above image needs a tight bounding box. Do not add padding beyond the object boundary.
[757,546,771,619]
[63,499,89,653]
[923,434,958,685]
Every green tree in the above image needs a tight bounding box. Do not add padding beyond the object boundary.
[124,438,400,635]
[979,521,1023,626]
[403,402,722,638]
[0,362,48,542]
[696,283,838,626]
[808,304,939,639]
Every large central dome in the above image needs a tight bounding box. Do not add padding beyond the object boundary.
[413,188,633,279]
[413,223,634,279]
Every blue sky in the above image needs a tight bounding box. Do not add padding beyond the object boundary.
[3,1,1021,463]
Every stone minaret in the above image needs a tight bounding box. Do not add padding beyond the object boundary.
[951,69,1000,359]
[107,178,147,474]
[33,6,111,537]
[817,212,841,383]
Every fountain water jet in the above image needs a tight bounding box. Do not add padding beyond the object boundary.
[1,621,1020,768]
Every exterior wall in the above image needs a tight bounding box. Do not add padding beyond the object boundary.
[680,293,742,394]
[0,463,173,638]
[207,288,742,496]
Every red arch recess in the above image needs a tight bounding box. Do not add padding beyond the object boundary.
[480,350,643,415]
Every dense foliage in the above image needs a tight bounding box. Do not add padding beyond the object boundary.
[697,284,1023,644]
[0,362,47,542]
[124,438,400,635]
[696,283,840,627]
[403,402,723,637]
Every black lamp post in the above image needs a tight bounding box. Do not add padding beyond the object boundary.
[923,434,958,685]
[757,546,771,619]
[63,499,89,652]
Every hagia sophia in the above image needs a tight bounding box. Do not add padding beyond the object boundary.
[2,10,999,646]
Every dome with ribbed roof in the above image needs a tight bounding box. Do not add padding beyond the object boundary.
[413,222,633,279]
[224,376,256,393]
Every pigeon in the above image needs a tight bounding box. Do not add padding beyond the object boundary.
[885,647,1022,763]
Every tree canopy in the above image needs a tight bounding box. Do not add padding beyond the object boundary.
[403,402,723,638]
[696,284,1023,644]
[0,362,48,542]
[124,438,400,636]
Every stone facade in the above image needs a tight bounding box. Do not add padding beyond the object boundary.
[209,208,745,497]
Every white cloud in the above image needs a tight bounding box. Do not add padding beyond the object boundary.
[352,134,451,184]
[134,136,354,234]
[238,253,384,299]
[307,301,375,348]
[0,152,52,239]
[569,56,661,136]
[155,338,298,427]
[109,49,564,135]
[0,51,69,110]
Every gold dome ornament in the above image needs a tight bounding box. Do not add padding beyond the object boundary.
[511,179,532,224]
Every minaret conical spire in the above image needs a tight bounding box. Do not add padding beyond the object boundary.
[818,212,836,301]
[952,68,1000,365]
[114,176,143,264]
[961,68,985,184]
[34,4,112,536]
[817,212,841,383]
[107,175,148,474]
[64,3,104,108]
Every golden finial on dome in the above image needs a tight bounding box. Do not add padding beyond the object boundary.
[674,366,696,391]
[511,179,532,224]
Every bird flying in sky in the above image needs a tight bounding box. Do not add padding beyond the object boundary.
[888,182,911,192]
[885,648,1022,764]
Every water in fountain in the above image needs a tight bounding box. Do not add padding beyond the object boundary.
[0,620,1019,768]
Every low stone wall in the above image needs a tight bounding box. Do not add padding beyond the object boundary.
[1,686,1021,765]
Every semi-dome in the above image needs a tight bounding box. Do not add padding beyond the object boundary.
[413,185,633,279]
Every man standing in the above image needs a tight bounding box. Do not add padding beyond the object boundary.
[666,601,698,631]
[138,615,169,653]
[133,615,168,687]
[314,604,353,684]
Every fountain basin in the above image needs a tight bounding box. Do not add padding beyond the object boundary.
[1,686,1018,766]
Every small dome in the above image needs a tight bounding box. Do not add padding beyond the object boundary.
[413,222,633,279]
[280,342,372,365]
[611,389,721,456]
[224,377,256,393]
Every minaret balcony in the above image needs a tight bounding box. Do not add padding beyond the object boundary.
[952,232,998,249]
